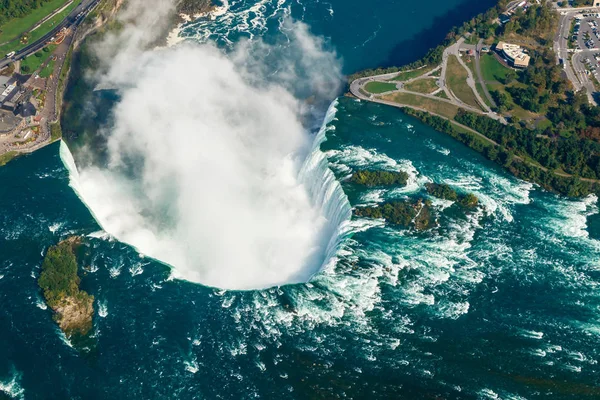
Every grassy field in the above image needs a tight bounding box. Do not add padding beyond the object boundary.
[20,45,56,74]
[382,92,460,120]
[391,65,436,82]
[480,53,511,83]
[0,0,70,44]
[487,81,539,121]
[0,0,81,56]
[39,59,55,78]
[0,151,19,166]
[435,91,450,100]
[475,82,491,108]
[404,78,439,94]
[365,81,397,94]
[446,55,482,110]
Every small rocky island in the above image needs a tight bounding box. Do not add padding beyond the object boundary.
[354,199,435,231]
[38,237,94,337]
[425,182,479,208]
[350,170,409,187]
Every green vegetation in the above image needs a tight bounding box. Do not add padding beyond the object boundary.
[38,237,94,337]
[383,92,460,120]
[426,182,479,208]
[446,55,481,110]
[350,170,409,187]
[0,0,68,43]
[391,65,436,82]
[0,151,19,166]
[435,90,449,100]
[460,193,479,208]
[19,45,56,74]
[425,183,458,201]
[50,122,62,142]
[404,108,600,197]
[39,58,55,78]
[365,81,397,94]
[480,53,512,83]
[354,199,435,231]
[0,0,82,57]
[404,78,439,94]
[502,3,558,44]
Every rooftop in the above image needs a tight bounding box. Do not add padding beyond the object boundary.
[497,41,531,67]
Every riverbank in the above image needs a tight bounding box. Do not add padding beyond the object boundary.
[350,0,600,198]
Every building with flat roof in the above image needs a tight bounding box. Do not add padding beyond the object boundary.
[496,41,531,68]
[0,75,19,104]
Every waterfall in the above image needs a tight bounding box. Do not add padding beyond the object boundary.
[59,99,353,287]
[298,99,353,277]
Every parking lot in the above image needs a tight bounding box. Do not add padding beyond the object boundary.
[572,14,600,51]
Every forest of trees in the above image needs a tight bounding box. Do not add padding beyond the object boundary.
[502,3,558,43]
[404,108,600,197]
[0,0,54,28]
[350,170,409,187]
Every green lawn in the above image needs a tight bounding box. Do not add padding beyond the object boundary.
[20,45,56,74]
[0,0,70,44]
[0,151,19,167]
[435,90,450,100]
[382,92,460,120]
[446,55,482,110]
[480,53,511,83]
[404,78,439,94]
[0,0,81,56]
[39,59,55,78]
[391,65,436,82]
[475,82,491,108]
[365,81,398,94]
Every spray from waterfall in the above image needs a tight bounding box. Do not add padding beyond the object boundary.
[59,15,352,290]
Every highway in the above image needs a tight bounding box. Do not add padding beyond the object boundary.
[0,0,100,70]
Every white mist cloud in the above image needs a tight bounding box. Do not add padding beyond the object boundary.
[72,1,344,289]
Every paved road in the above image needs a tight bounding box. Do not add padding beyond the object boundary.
[350,61,506,123]
[554,8,599,104]
[0,0,100,70]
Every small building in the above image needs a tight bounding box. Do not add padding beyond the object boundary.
[496,41,531,68]
[499,14,512,24]
[0,75,19,105]
[482,46,490,53]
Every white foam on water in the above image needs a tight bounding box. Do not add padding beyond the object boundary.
[424,139,450,156]
[0,370,24,400]
[35,297,47,310]
[478,388,499,399]
[48,222,64,234]
[518,329,544,340]
[548,194,598,239]
[98,300,108,318]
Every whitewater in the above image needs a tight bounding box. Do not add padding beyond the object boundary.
[1,0,600,398]
[59,98,352,290]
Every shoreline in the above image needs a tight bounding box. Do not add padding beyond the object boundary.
[349,1,600,198]
[166,3,229,47]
